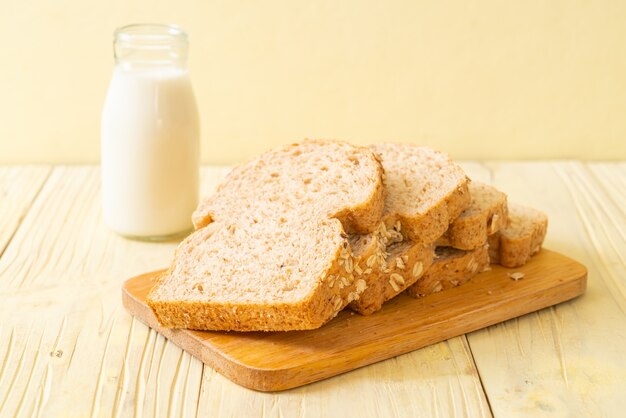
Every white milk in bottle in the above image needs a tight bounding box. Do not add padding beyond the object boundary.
[101,24,199,239]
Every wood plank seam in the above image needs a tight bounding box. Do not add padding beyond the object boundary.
[577,164,626,260]
[555,163,626,314]
[14,329,45,417]
[89,316,117,418]
[455,160,497,416]
[458,158,499,417]
[464,162,625,417]
[111,316,135,418]
[462,334,495,417]
[193,363,204,418]
[580,164,626,259]
[0,164,607,417]
[0,324,32,415]
[586,163,626,214]
[0,167,52,260]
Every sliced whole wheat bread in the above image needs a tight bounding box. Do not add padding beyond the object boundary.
[436,182,508,250]
[488,203,548,268]
[369,144,471,245]
[405,244,490,298]
[347,225,435,315]
[188,143,469,319]
[147,140,385,331]
[346,144,469,314]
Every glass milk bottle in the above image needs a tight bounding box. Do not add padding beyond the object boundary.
[101,24,200,240]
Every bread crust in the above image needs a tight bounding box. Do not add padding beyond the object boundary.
[148,139,386,331]
[149,247,350,331]
[436,182,509,250]
[370,144,471,246]
[348,237,435,315]
[405,245,490,298]
[488,204,548,268]
[347,144,470,315]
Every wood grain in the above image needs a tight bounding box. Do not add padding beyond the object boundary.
[467,162,626,417]
[3,163,620,417]
[122,249,586,392]
[0,167,206,417]
[0,165,492,417]
[0,166,50,255]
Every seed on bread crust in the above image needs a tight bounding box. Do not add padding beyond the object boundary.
[354,263,363,275]
[431,281,443,293]
[340,276,351,288]
[412,262,424,278]
[332,295,343,311]
[489,213,500,235]
[344,257,354,274]
[328,275,337,288]
[390,273,405,285]
[389,273,405,292]
[378,222,387,238]
[396,257,406,270]
[387,230,403,244]
[355,279,367,293]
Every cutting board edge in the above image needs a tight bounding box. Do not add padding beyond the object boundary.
[121,249,587,392]
[122,285,309,391]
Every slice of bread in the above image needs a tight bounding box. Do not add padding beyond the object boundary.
[345,144,469,315]
[347,224,435,315]
[488,203,548,268]
[370,144,471,245]
[405,244,489,298]
[436,182,508,250]
[188,143,468,320]
[147,140,385,331]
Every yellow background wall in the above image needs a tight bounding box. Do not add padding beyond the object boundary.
[1,0,625,164]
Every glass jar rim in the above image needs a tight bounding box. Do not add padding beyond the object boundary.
[114,24,188,43]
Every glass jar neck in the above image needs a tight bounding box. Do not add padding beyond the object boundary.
[114,24,188,68]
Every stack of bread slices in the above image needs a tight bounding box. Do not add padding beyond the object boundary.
[147,140,548,331]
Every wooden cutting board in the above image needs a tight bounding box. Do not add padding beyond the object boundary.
[122,249,586,392]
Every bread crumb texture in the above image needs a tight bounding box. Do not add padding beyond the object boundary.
[148,140,385,331]
[370,144,470,245]
[488,203,548,268]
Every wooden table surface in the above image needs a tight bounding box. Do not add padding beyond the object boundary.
[0,162,624,418]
